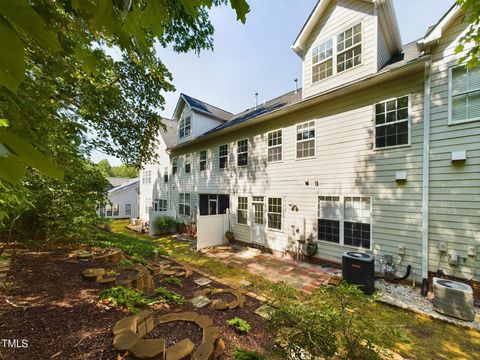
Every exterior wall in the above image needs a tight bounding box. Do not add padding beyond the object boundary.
[193,113,224,138]
[140,132,172,221]
[172,69,425,279]
[428,14,480,282]
[302,0,376,99]
[377,25,391,70]
[101,185,139,219]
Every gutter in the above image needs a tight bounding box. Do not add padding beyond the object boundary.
[170,56,430,152]
[421,60,432,293]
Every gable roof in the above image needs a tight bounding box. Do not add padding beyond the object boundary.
[418,4,461,48]
[172,93,233,122]
[159,118,178,148]
[106,177,132,188]
[292,0,402,57]
[108,178,139,195]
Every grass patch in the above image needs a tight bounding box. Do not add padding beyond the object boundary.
[108,220,480,360]
[99,286,154,313]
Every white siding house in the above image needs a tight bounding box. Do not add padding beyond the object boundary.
[140,1,480,295]
[99,178,139,219]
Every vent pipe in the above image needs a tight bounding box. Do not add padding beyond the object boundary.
[254,92,258,109]
[294,78,298,93]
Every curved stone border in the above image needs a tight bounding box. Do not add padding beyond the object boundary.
[112,311,224,359]
[147,261,193,278]
[70,248,124,264]
[193,288,246,310]
[82,265,154,293]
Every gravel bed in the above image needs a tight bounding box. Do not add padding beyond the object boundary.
[375,279,480,330]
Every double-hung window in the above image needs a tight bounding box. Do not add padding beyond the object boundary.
[172,158,178,175]
[267,130,282,162]
[317,196,371,249]
[125,203,131,216]
[449,65,480,124]
[185,154,191,173]
[219,144,228,169]
[164,167,169,183]
[312,39,333,82]
[337,23,362,73]
[179,193,191,216]
[237,197,248,224]
[99,205,106,217]
[113,204,119,216]
[154,199,167,212]
[267,197,282,230]
[144,198,152,214]
[199,150,207,171]
[375,96,409,148]
[106,205,113,217]
[179,116,191,139]
[296,121,315,159]
[142,170,151,184]
[237,139,248,167]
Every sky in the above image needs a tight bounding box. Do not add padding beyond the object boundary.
[92,0,454,166]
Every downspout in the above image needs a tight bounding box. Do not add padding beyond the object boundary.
[421,59,432,296]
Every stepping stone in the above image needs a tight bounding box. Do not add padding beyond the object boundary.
[202,326,221,343]
[165,338,195,360]
[239,280,252,287]
[131,339,166,359]
[254,304,274,319]
[177,312,200,322]
[194,277,212,286]
[191,296,211,308]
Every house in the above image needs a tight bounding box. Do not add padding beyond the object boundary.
[141,0,480,294]
[99,178,140,219]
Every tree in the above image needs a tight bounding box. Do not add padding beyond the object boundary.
[97,159,113,178]
[96,159,138,178]
[456,0,480,67]
[0,0,250,184]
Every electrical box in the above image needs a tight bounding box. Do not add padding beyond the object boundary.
[398,246,405,255]
[395,171,407,182]
[451,150,467,162]
[448,253,459,266]
[467,246,477,257]
[439,242,447,252]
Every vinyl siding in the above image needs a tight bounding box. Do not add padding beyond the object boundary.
[171,69,425,278]
[377,26,391,70]
[302,0,376,99]
[193,113,224,138]
[428,13,480,281]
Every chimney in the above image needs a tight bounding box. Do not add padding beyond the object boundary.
[254,92,259,109]
[294,78,298,93]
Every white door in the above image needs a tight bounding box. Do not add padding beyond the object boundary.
[251,196,266,245]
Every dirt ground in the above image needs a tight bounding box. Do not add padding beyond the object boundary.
[0,248,274,359]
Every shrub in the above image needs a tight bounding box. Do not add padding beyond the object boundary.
[163,275,182,286]
[154,286,185,304]
[233,348,265,360]
[117,259,134,266]
[99,286,154,313]
[227,317,251,334]
[266,281,407,360]
[154,216,177,234]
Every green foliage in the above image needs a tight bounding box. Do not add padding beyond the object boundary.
[456,0,480,67]
[99,286,154,313]
[233,348,265,360]
[154,286,186,304]
[154,216,178,234]
[97,159,138,178]
[266,282,407,360]
[227,317,251,334]
[163,276,182,286]
[117,259,134,267]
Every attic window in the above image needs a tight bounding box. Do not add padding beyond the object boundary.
[337,23,362,73]
[312,39,333,82]
[179,116,191,139]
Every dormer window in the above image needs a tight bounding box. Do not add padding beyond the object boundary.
[311,23,362,84]
[179,116,191,139]
[337,23,362,73]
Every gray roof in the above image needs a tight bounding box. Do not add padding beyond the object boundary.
[380,40,421,72]
[181,93,233,122]
[106,177,132,188]
[159,118,178,148]
[108,178,139,194]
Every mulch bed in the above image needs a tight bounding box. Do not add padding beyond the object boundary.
[0,248,274,359]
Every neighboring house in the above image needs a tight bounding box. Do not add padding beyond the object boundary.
[106,177,132,189]
[99,178,139,219]
[141,1,480,291]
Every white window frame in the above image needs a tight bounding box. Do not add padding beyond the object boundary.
[199,149,207,171]
[179,115,192,139]
[237,196,248,225]
[106,205,113,217]
[185,153,191,173]
[219,144,228,170]
[125,203,131,216]
[267,197,282,231]
[296,120,316,159]
[336,22,363,74]
[154,199,167,212]
[99,205,106,217]
[448,64,480,125]
[373,94,411,150]
[312,38,334,83]
[310,21,363,85]
[267,129,283,163]
[142,170,151,184]
[172,158,178,175]
[316,195,372,250]
[237,139,249,167]
[144,198,152,215]
[179,193,191,216]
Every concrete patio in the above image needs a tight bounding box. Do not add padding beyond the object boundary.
[200,245,342,294]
